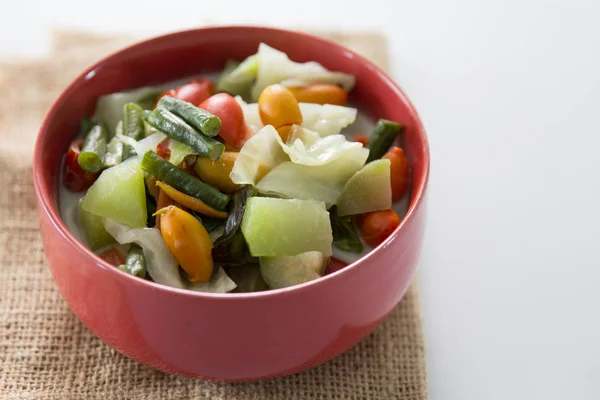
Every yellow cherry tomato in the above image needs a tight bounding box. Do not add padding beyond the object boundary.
[158,206,214,283]
[258,84,303,128]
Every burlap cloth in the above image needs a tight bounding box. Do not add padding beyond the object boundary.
[0,30,427,399]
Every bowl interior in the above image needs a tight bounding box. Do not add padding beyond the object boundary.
[35,26,429,279]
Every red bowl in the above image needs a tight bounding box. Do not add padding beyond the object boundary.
[33,26,430,381]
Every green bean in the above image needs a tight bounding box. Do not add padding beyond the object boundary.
[147,108,224,161]
[330,206,363,253]
[78,125,108,173]
[122,103,145,140]
[141,151,230,210]
[366,119,404,162]
[157,96,221,137]
[119,244,147,278]
[104,135,124,168]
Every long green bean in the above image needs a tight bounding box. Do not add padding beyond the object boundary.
[122,103,145,140]
[157,96,221,137]
[78,125,108,173]
[147,108,224,160]
[140,151,230,210]
[366,119,404,162]
[119,244,147,278]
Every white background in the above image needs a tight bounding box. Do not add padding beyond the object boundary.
[2,0,599,398]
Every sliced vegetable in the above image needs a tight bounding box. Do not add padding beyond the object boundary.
[199,93,249,149]
[119,243,147,278]
[187,266,237,293]
[216,55,259,98]
[212,186,254,264]
[103,218,184,289]
[256,145,368,207]
[241,197,332,257]
[356,209,401,247]
[63,139,99,192]
[158,206,214,283]
[155,78,214,108]
[98,247,126,267]
[288,84,348,106]
[227,264,267,293]
[329,206,363,253]
[383,147,410,201]
[258,84,303,129]
[236,97,357,137]
[156,181,228,219]
[122,103,145,140]
[229,125,289,185]
[147,107,224,160]
[194,151,239,193]
[337,159,392,216]
[366,119,404,162]
[81,157,147,228]
[299,103,357,137]
[157,96,221,137]
[78,125,108,173]
[78,198,115,250]
[141,151,230,210]
[260,251,327,289]
[282,126,365,166]
[251,43,355,101]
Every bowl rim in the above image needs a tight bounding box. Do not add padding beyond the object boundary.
[33,25,430,300]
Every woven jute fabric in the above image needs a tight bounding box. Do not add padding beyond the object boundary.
[0,30,427,400]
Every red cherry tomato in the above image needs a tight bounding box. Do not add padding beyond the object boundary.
[63,139,99,192]
[98,247,125,267]
[357,209,402,247]
[199,93,248,149]
[154,78,214,108]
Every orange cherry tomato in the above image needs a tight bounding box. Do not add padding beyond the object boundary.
[288,83,348,105]
[353,133,369,147]
[357,209,401,247]
[199,93,248,149]
[154,78,214,108]
[383,147,410,201]
[63,139,100,192]
[98,247,126,267]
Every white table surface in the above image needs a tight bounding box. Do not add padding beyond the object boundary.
[3,1,599,398]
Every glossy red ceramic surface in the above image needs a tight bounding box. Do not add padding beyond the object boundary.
[33,26,430,381]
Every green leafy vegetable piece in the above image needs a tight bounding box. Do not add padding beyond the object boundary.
[82,157,147,228]
[337,159,392,216]
[241,197,333,257]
